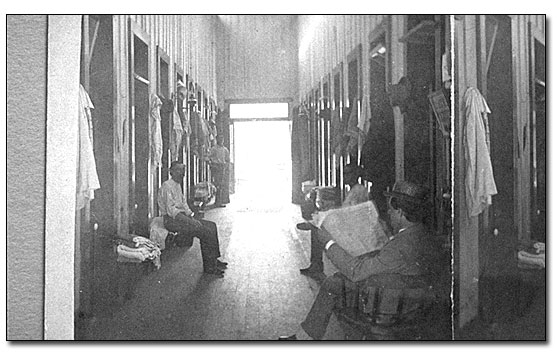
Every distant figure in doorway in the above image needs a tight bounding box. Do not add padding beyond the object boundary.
[281,180,438,340]
[158,161,228,277]
[297,163,370,280]
[209,135,230,207]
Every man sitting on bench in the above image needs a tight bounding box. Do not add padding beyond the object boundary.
[158,161,228,277]
[280,180,439,340]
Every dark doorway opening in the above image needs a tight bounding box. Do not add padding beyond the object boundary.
[478,14,517,325]
[130,31,150,237]
[531,39,546,243]
[362,32,395,217]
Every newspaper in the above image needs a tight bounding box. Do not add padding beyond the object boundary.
[311,200,389,256]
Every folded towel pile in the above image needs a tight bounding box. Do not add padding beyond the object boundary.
[117,236,162,269]
[518,242,545,270]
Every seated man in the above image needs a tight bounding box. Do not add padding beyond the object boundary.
[281,180,437,340]
[158,161,228,277]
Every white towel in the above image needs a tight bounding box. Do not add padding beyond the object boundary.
[518,250,545,269]
[149,217,170,250]
[358,94,371,137]
[116,244,146,262]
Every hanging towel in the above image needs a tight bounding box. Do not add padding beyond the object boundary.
[464,87,498,217]
[179,99,191,136]
[170,100,184,161]
[358,94,372,138]
[150,94,163,167]
[330,108,344,153]
[76,85,101,209]
[344,97,368,154]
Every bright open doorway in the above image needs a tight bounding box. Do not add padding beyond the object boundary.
[229,103,292,211]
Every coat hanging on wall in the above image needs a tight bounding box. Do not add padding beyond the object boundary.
[77,84,101,209]
[464,87,498,217]
[344,97,365,156]
[190,109,201,156]
[170,98,184,161]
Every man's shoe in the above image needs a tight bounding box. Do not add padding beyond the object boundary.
[296,222,313,231]
[299,264,323,276]
[203,267,225,277]
[278,335,297,340]
[216,260,228,269]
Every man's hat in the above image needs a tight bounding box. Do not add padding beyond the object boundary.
[169,161,185,172]
[383,180,429,205]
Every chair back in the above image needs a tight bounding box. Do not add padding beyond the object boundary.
[357,280,436,326]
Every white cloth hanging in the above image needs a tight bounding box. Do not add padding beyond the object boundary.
[170,100,184,161]
[149,217,170,251]
[464,87,498,217]
[358,94,371,137]
[150,94,163,167]
[76,85,100,209]
[345,98,364,152]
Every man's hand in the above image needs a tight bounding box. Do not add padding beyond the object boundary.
[176,212,203,229]
[378,218,393,238]
[175,212,190,222]
[316,227,334,245]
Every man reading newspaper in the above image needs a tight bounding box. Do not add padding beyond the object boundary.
[280,180,439,340]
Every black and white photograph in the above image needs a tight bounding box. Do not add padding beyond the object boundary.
[5,12,547,342]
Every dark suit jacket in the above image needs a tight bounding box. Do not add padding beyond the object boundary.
[326,223,431,284]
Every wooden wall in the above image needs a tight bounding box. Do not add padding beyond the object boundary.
[111,15,221,237]
[217,15,299,103]
[298,15,388,104]
[511,15,545,241]
[129,15,219,98]
[297,15,406,181]
[453,14,545,330]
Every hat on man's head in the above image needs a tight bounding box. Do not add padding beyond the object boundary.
[383,180,429,205]
[169,161,185,172]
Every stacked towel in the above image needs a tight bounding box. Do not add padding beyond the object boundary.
[117,236,162,269]
[518,242,545,270]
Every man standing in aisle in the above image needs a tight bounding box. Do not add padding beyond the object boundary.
[158,161,228,277]
[208,135,230,207]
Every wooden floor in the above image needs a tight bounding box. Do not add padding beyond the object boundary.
[83,181,341,340]
[80,177,546,341]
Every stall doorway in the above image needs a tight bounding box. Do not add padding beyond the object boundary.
[478,14,516,324]
[229,103,291,211]
[129,26,150,237]
[531,37,546,242]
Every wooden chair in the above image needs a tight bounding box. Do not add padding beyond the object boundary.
[334,282,441,340]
